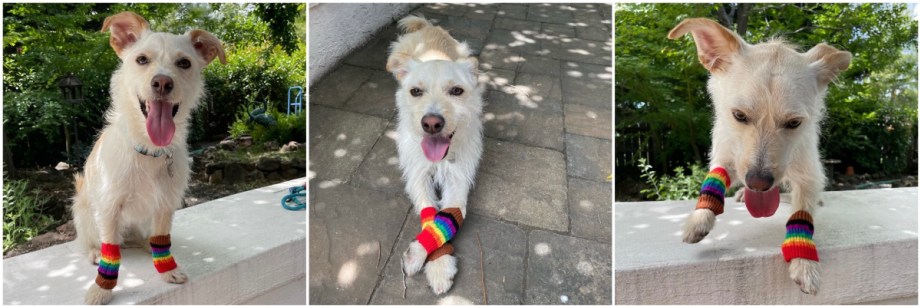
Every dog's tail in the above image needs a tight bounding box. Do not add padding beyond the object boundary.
[398,15,432,33]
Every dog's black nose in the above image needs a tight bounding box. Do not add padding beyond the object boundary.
[151,74,174,96]
[745,170,774,192]
[421,114,445,134]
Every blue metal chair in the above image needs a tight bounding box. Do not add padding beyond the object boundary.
[287,86,304,115]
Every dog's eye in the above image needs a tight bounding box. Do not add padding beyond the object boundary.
[732,110,748,123]
[449,86,464,96]
[176,59,191,69]
[136,55,149,65]
[410,88,423,97]
[785,119,802,129]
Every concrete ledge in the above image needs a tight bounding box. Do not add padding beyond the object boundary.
[615,188,918,304]
[3,179,307,305]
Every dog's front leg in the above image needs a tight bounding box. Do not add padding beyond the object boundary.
[420,172,469,294]
[682,167,731,243]
[785,173,823,295]
[401,165,438,277]
[150,209,187,284]
[85,205,122,305]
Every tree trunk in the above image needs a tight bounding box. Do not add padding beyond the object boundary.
[735,4,753,36]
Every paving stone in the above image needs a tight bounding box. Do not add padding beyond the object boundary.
[310,65,375,108]
[309,106,389,182]
[561,61,612,110]
[351,122,404,195]
[567,177,612,242]
[526,230,612,304]
[519,56,561,77]
[526,4,574,24]
[442,16,492,39]
[565,134,612,182]
[308,184,411,304]
[484,87,564,151]
[564,102,612,140]
[542,36,611,66]
[576,25,611,42]
[469,139,568,231]
[416,3,468,17]
[542,23,576,38]
[493,18,541,32]
[343,71,398,119]
[343,25,399,71]
[464,3,498,21]
[484,28,544,56]
[478,68,516,92]
[496,3,528,20]
[478,48,523,71]
[370,214,527,304]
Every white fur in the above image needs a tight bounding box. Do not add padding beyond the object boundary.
[386,15,483,295]
[72,11,224,304]
[669,18,850,295]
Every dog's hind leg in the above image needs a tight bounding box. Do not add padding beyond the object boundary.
[150,209,187,284]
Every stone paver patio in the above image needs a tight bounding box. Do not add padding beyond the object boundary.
[309,3,612,304]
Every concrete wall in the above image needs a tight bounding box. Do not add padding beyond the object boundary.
[308,3,418,85]
[615,188,919,304]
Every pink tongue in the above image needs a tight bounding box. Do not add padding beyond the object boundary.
[421,135,450,162]
[145,100,176,147]
[744,186,781,218]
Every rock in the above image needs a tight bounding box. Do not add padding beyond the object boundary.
[291,158,306,170]
[280,141,302,152]
[283,168,301,179]
[224,163,245,184]
[264,140,279,151]
[238,136,254,148]
[246,170,265,181]
[205,162,224,174]
[55,162,71,171]
[219,139,236,151]
[209,170,223,184]
[256,156,281,172]
[266,171,282,181]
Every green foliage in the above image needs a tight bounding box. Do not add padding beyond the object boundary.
[616,3,918,179]
[638,158,708,201]
[3,178,56,252]
[228,100,306,144]
[4,3,306,166]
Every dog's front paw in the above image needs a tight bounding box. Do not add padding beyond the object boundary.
[424,254,457,295]
[402,241,426,276]
[159,269,188,284]
[84,284,114,305]
[682,209,715,243]
[789,258,820,295]
[87,249,101,265]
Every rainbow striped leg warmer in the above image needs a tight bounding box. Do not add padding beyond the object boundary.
[782,210,819,262]
[416,207,464,260]
[697,167,731,215]
[150,235,178,273]
[96,243,120,289]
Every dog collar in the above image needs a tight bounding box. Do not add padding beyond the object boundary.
[134,144,171,158]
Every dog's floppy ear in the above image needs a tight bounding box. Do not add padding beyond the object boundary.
[101,11,150,57]
[805,43,851,87]
[386,53,412,81]
[189,30,227,65]
[667,18,742,73]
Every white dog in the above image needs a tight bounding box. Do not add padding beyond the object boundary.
[669,18,850,295]
[72,11,225,304]
[385,15,483,295]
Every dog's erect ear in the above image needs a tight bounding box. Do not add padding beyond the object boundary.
[667,18,742,73]
[189,30,227,65]
[386,53,412,81]
[457,57,479,79]
[101,11,150,56]
[805,43,851,87]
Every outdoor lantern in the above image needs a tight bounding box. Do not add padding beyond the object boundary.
[58,75,84,104]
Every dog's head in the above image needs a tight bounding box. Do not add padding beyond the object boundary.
[669,18,851,191]
[389,56,482,163]
[102,11,226,148]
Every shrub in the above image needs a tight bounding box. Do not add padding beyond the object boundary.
[3,178,56,252]
[638,158,709,201]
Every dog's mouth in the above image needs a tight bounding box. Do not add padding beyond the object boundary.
[421,132,455,162]
[139,97,178,147]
